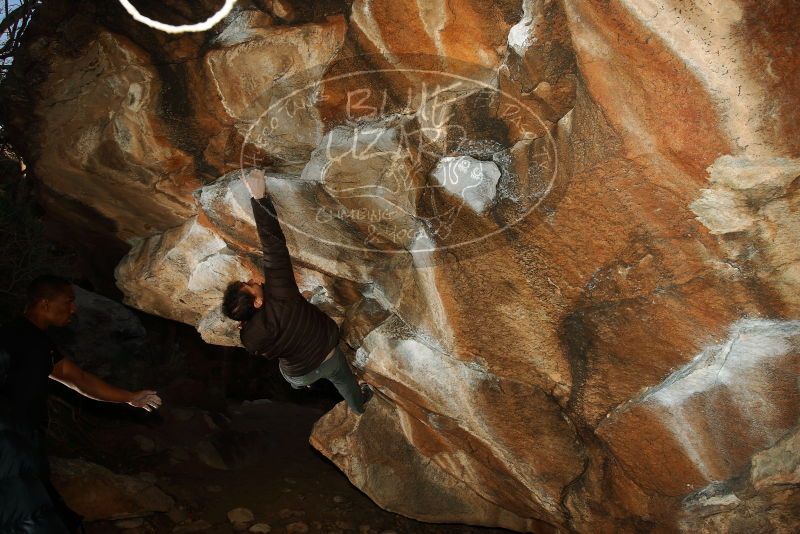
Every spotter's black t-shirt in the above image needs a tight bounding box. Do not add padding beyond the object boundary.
[0,316,64,434]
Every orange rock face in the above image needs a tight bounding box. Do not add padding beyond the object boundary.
[19,29,198,240]
[3,0,799,532]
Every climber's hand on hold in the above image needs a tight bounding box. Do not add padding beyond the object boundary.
[243,169,267,199]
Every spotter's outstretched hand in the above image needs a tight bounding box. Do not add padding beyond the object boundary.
[128,390,162,412]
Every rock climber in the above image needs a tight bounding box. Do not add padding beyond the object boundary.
[0,275,162,533]
[221,170,373,414]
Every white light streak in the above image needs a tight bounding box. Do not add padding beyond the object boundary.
[117,0,237,33]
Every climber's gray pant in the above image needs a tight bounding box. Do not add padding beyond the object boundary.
[280,345,367,414]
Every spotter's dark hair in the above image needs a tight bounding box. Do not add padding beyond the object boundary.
[222,281,257,321]
[26,275,72,307]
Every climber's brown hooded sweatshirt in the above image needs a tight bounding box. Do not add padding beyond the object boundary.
[239,195,340,377]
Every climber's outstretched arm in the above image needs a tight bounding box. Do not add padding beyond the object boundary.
[243,172,300,299]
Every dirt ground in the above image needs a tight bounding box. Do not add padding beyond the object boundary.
[45,382,516,534]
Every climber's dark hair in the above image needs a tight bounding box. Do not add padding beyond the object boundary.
[26,275,72,307]
[222,281,257,321]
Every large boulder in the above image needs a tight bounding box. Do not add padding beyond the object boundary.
[114,213,255,346]
[679,425,800,533]
[196,14,347,173]
[310,397,553,533]
[25,30,198,240]
[5,0,800,532]
[597,319,800,497]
